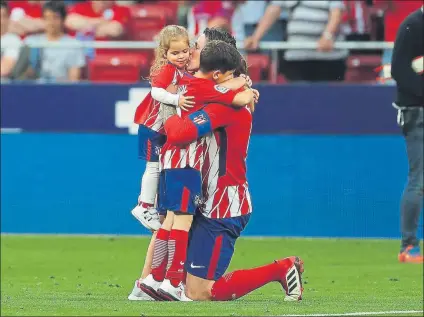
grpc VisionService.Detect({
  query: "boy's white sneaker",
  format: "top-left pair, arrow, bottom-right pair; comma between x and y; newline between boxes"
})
157,279 -> 192,302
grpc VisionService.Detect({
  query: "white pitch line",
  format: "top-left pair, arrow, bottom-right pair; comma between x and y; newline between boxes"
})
278,310 -> 423,317
1,128 -> 22,134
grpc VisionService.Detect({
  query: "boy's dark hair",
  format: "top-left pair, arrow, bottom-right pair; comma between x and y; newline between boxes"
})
43,0 -> 67,20
203,27 -> 237,49
200,40 -> 242,75
1,0 -> 8,12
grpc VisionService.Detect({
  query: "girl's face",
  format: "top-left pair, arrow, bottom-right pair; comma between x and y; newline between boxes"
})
166,39 -> 190,70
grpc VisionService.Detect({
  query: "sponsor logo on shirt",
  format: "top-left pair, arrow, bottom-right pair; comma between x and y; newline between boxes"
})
214,85 -> 229,94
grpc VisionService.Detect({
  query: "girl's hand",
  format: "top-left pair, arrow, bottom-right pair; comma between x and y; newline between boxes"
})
178,94 -> 195,111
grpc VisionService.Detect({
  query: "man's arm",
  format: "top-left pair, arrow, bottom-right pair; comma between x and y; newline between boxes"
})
317,2 -> 344,52
95,21 -> 125,38
244,3 -> 282,50
65,14 -> 103,32
1,55 -> 18,78
391,18 -> 423,99
8,17 -> 45,36
165,104 -> 245,145
0,37 -> 22,78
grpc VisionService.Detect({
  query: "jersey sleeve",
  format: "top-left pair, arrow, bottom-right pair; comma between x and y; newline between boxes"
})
165,103 -> 247,145
150,64 -> 177,89
68,2 -> 86,15
112,6 -> 131,28
198,83 -> 237,105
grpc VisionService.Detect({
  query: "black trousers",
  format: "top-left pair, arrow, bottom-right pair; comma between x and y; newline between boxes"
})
398,107 -> 424,248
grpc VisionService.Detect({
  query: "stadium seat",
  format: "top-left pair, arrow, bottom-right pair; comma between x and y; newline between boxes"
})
246,54 -> 270,83
129,3 -> 177,23
88,53 -> 149,83
127,14 -> 167,41
127,4 -> 170,41
345,54 -> 382,83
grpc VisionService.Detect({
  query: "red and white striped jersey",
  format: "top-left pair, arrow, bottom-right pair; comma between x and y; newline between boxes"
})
134,64 -> 183,133
160,75 -> 237,172
342,0 -> 371,35
164,102 -> 253,219
200,127 -> 252,219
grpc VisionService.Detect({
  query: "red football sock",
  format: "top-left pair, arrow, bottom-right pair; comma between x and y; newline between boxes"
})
140,201 -> 154,208
165,229 -> 189,287
211,262 -> 281,301
150,228 -> 170,282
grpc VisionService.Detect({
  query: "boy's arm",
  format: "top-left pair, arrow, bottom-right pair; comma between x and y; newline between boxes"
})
202,84 -> 254,107
232,89 -> 255,107
218,77 -> 246,91
165,103 -> 241,145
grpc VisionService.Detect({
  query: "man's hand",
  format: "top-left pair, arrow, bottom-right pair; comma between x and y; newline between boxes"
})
244,36 -> 259,51
240,74 -> 253,88
317,35 -> 334,52
252,89 -> 260,103
178,94 -> 195,111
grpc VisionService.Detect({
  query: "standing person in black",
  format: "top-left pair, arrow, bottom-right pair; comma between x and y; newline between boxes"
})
391,6 -> 423,263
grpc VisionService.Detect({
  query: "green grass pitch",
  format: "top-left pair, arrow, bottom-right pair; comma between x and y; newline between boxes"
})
1,235 -> 423,316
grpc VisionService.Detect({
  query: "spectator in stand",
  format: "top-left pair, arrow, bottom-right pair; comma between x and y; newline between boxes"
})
1,0 -> 22,79
187,1 -> 237,37
65,1 -> 130,41
376,0 -> 422,85
245,1 -> 348,82
342,0 -> 373,55
7,0 -> 45,38
241,0 -> 287,50
25,1 -> 85,82
187,1 -> 246,53
342,0 -> 371,41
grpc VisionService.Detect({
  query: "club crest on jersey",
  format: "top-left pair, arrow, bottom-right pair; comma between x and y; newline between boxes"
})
193,195 -> 205,208
154,146 -> 161,156
214,85 -> 229,94
193,113 -> 208,125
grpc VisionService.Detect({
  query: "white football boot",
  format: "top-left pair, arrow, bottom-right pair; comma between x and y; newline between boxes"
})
138,274 -> 164,301
131,203 -> 161,231
157,279 -> 193,302
128,280 -> 154,301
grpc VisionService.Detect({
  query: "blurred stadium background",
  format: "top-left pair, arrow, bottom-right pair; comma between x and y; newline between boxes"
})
1,1 -> 423,316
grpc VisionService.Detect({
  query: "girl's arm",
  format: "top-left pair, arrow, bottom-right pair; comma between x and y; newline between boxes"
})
151,87 -> 180,106
151,87 -> 194,110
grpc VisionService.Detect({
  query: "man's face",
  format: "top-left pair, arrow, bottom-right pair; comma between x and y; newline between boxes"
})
187,34 -> 207,72
0,7 -> 8,35
43,9 -> 63,36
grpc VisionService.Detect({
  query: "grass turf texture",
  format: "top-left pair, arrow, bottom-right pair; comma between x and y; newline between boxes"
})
1,236 -> 423,316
